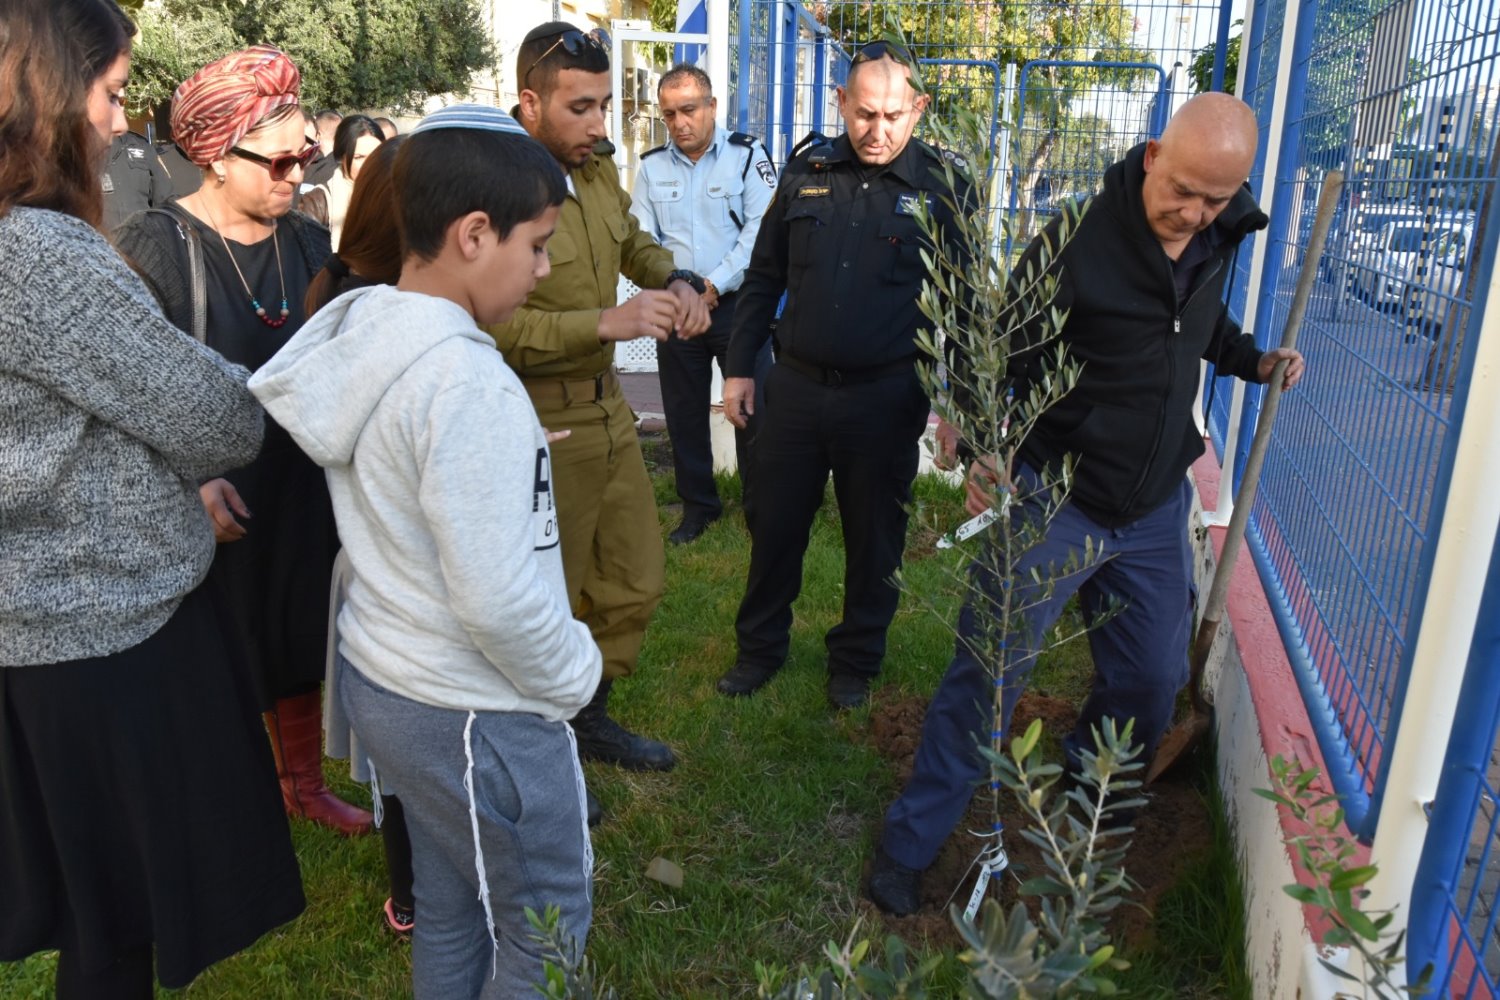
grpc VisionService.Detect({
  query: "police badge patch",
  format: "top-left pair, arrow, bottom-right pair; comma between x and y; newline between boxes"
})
756,159 -> 775,187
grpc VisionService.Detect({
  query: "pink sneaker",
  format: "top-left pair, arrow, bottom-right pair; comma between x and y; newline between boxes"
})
383,898 -> 414,939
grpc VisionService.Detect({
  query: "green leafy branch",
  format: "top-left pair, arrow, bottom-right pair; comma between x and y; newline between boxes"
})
1255,756 -> 1433,998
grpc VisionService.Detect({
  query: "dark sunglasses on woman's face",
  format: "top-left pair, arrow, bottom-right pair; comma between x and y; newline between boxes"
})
227,142 -> 320,182
523,27 -> 613,87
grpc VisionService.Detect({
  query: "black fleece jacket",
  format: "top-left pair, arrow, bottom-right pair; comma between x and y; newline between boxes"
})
1008,143 -> 1268,527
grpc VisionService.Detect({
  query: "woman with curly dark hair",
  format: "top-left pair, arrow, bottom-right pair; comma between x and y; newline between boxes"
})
0,1 -> 305,994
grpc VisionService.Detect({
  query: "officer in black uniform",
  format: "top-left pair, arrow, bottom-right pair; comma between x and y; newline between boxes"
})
154,138 -> 202,200
718,40 -> 972,709
101,131 -> 172,232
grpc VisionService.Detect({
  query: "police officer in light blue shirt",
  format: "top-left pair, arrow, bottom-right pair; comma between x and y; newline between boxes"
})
631,64 -> 776,545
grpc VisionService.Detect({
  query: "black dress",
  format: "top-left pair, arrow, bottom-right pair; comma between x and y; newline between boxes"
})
0,587 -> 306,987
117,207 -> 338,709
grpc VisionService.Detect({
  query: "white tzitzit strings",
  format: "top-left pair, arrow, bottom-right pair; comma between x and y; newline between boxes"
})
563,722 -> 595,882
461,711 -> 501,979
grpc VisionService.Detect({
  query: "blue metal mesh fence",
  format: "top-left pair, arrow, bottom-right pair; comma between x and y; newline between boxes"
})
1219,0 -> 1498,846
729,0 -> 1227,245
1411,523 -> 1500,996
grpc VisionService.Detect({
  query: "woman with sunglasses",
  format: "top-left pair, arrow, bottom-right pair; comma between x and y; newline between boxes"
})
1,2 -> 305,994
115,46 -> 373,837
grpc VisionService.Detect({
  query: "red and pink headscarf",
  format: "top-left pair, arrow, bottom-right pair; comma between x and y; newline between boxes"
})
170,45 -> 301,167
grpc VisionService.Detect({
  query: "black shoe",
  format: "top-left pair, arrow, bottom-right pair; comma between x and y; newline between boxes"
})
572,680 -> 677,771
866,849 -> 921,916
716,660 -> 779,697
669,510 -> 721,545
586,788 -> 604,828
827,672 -> 871,710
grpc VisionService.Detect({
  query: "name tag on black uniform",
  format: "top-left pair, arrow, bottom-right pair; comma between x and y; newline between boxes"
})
894,193 -> 933,216
797,186 -> 831,198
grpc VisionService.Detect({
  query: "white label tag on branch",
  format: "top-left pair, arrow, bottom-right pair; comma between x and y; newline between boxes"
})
962,846 -> 1009,922
936,494 -> 1011,550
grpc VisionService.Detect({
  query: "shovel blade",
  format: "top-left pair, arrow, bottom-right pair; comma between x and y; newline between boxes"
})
1146,710 -> 1213,784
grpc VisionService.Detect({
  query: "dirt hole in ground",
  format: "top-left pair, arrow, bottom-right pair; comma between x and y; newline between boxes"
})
862,690 -> 1214,952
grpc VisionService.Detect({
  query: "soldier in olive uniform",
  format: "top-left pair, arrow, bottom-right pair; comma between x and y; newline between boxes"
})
485,22 -> 712,782
101,130 -> 171,232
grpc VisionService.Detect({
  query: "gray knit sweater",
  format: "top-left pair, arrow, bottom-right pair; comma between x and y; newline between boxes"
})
0,207 -> 264,666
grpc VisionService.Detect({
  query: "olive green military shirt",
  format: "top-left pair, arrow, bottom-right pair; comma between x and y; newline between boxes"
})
485,148 -> 678,380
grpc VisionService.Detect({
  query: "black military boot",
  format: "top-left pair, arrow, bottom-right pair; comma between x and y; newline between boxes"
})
571,680 -> 677,771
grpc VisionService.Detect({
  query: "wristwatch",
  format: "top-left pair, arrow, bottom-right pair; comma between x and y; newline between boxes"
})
665,269 -> 707,295
703,277 -> 719,298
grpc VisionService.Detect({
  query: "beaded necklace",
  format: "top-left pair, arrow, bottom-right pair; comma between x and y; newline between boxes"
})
202,199 -> 290,328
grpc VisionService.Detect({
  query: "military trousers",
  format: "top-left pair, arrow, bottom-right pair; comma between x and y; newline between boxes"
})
879,468 -> 1195,871
734,362 -> 931,678
525,377 -> 664,682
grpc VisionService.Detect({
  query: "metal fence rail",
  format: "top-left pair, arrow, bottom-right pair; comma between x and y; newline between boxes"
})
1207,0 -> 1498,845
1410,502 -> 1500,996
728,0 -> 1221,224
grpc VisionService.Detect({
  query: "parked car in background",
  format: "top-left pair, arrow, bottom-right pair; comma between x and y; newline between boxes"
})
1349,219 -> 1472,309
1406,227 -> 1474,338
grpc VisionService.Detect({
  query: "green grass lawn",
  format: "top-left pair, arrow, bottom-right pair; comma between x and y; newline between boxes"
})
2,467 -> 1249,998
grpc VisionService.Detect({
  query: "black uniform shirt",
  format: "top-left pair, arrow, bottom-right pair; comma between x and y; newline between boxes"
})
156,142 -> 203,201
726,132 -> 971,376
101,132 -> 171,232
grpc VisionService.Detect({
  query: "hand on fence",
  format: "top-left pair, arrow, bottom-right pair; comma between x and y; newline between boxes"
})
599,291 -> 677,343
200,477 -> 250,543
1260,348 -> 1306,390
722,377 -> 755,429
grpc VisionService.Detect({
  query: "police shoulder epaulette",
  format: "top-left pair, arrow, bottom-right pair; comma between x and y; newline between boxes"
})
789,130 -> 829,162
640,143 -> 669,159
592,137 -> 617,158
919,140 -> 969,174
728,131 -> 757,149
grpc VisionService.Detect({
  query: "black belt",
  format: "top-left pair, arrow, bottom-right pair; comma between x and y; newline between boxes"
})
776,353 -> 918,387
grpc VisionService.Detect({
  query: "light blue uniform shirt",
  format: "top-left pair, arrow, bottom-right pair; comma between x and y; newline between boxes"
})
630,126 -> 777,295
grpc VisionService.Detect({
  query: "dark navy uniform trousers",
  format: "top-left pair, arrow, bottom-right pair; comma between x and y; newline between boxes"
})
658,293 -> 773,526
880,467 -> 1195,871
735,363 -> 932,678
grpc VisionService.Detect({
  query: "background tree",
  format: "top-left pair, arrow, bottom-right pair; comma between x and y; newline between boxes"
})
126,0 -> 495,121
819,1 -> 1155,244
1188,22 -> 1239,94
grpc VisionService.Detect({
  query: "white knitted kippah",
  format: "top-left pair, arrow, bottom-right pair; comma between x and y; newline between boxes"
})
411,104 -> 528,136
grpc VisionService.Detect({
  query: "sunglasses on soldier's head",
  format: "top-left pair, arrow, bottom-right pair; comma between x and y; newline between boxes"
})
851,40 -> 916,67
523,27 -> 613,88
227,142 -> 319,182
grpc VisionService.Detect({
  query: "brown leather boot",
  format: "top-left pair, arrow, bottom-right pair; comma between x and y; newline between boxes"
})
264,690 -> 373,837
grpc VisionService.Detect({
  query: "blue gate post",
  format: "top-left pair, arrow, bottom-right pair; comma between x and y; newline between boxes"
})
1232,0 -> 1319,492
1204,0 -> 1270,462
736,0 -> 753,133
1210,0 -> 1237,93
812,32 -> 827,135
1406,529 -> 1500,991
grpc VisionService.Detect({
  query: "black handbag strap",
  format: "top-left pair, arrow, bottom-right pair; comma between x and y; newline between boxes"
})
141,203 -> 207,343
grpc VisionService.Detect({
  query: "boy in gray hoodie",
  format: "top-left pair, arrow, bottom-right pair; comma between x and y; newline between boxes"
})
248,106 -> 600,999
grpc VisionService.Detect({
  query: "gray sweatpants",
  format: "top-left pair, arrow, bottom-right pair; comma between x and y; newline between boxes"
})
338,656 -> 592,999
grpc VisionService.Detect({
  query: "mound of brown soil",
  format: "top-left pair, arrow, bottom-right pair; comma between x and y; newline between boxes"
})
861,690 -> 1214,952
